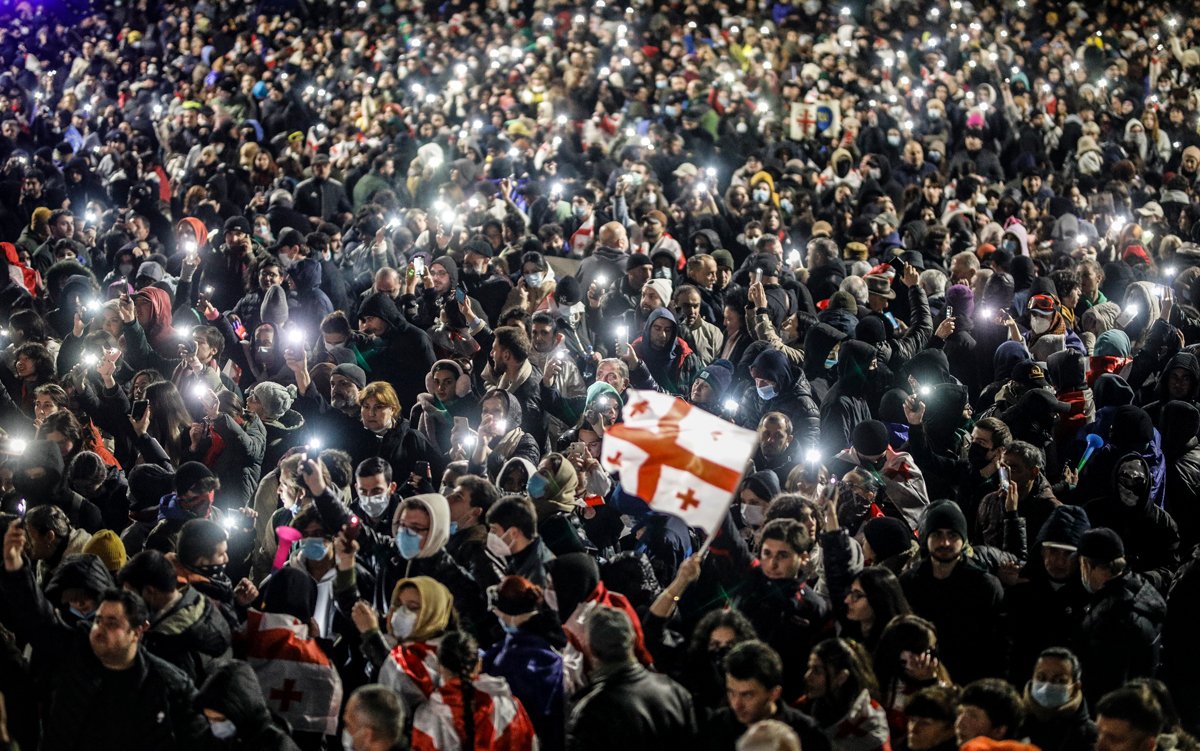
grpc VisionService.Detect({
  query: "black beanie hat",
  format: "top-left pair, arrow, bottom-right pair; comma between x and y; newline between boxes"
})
175,461 -> 216,495
852,420 -> 891,457
921,499 -> 968,540
862,517 -> 914,561
1109,405 -> 1154,449
855,316 -> 887,344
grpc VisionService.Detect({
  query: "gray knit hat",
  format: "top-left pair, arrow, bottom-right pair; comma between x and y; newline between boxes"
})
260,284 -> 289,326
251,381 -> 298,420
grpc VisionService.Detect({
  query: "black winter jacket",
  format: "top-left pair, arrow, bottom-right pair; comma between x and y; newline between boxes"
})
566,662 -> 697,751
1074,572 -> 1166,708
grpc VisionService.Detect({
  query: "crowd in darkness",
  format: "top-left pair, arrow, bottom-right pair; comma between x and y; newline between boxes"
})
0,0 -> 1198,749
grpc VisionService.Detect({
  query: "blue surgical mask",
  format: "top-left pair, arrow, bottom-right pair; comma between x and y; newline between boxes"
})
756,384 -> 777,400
527,472 -> 549,499
396,528 -> 423,559
753,188 -> 769,203
887,134 -> 901,147
523,272 -> 543,287
299,537 -> 329,561
780,199 -> 793,214
500,619 -> 521,634
572,205 -> 587,220
1031,681 -> 1072,709
69,606 -> 95,621
209,719 -> 238,740
449,521 -> 459,536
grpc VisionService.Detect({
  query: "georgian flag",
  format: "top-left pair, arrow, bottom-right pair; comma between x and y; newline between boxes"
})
239,610 -> 343,736
601,390 -> 757,533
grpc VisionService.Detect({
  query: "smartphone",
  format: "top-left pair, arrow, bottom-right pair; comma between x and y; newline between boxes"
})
178,340 -> 197,357
884,311 -> 899,328
945,304 -> 954,318
998,466 -> 1010,488
413,257 -> 426,275
455,288 -> 466,304
753,267 -> 764,285
454,416 -> 469,431
131,399 -> 149,420
415,461 -> 431,477
343,515 -> 361,541
229,315 -> 248,341
569,441 -> 588,457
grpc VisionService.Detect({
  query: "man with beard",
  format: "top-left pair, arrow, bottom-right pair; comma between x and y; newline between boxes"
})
750,413 -> 801,488
900,500 -> 1004,684
200,216 -> 265,314
459,239 -> 510,325
673,285 -> 723,366
627,307 -> 701,396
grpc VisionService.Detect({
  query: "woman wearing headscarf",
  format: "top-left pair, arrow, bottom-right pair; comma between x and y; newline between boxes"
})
352,576 -> 458,714
460,388 -> 541,483
1087,329 -> 1132,387
527,453 -> 593,556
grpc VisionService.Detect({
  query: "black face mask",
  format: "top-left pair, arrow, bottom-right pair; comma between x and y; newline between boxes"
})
709,644 -> 731,669
967,443 -> 992,470
190,563 -> 228,582
14,472 -> 57,500
835,160 -> 851,178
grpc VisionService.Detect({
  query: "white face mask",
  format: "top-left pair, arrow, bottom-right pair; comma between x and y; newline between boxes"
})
487,530 -> 512,558
741,502 -> 766,528
1031,315 -> 1053,334
390,608 -> 417,639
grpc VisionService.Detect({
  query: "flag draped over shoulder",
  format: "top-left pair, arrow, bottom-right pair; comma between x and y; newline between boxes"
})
238,609 -> 343,736
600,389 -> 757,533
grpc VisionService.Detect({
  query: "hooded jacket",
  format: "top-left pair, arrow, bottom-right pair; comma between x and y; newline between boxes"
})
1143,351 -> 1200,426
23,439 -> 104,534
1160,400 -> 1200,548
144,583 -> 233,683
285,258 -> 334,332
631,308 -> 702,396
135,286 -> 180,359
0,562 -> 210,749
194,661 -> 301,751
743,348 -> 820,449
819,340 -> 876,454
359,291 -> 437,408
1083,453 -> 1179,594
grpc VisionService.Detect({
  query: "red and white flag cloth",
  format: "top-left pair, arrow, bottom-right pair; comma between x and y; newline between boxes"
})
601,389 -> 757,532
380,641 -> 443,713
238,610 -> 343,736
411,674 -> 539,751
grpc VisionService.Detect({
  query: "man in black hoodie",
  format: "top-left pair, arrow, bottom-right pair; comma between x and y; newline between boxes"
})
18,438 -> 103,533
357,291 -> 436,409
196,661 -> 301,751
628,307 -> 701,396
742,348 -> 820,451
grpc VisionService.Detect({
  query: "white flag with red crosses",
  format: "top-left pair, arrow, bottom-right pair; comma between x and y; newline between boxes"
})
601,390 -> 757,533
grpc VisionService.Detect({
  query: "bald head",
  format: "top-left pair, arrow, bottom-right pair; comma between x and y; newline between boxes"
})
598,222 -> 628,251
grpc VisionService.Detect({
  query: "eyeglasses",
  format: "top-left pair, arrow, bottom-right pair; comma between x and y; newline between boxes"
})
846,590 -> 867,602
398,523 -> 429,535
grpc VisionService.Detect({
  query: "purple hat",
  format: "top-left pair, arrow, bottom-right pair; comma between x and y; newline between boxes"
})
945,284 -> 975,319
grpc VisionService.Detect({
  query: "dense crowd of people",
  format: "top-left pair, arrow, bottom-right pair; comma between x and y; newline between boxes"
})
0,0 -> 1199,749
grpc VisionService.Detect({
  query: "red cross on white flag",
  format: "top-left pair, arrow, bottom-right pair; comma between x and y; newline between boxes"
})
601,390 -> 758,533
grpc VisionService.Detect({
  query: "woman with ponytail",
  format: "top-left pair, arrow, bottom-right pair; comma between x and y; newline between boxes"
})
411,630 -> 538,751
